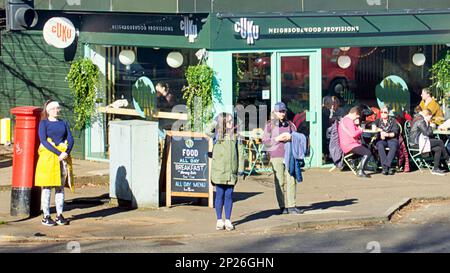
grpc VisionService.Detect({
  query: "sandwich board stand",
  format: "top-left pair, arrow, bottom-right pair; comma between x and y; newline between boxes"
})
161,131 -> 213,208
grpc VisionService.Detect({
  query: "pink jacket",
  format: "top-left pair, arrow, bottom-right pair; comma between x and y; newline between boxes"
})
338,116 -> 363,154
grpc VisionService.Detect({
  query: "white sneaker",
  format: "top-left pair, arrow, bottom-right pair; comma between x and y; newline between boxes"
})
216,219 -> 225,230
224,219 -> 235,231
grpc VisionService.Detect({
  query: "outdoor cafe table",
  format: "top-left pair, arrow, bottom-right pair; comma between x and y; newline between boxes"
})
433,129 -> 450,146
362,128 -> 381,146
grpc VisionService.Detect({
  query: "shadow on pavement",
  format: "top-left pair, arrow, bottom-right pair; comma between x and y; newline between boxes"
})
298,198 -> 359,212
234,198 -> 359,226
233,192 -> 263,203
69,206 -> 131,221
65,194 -> 134,222
233,209 -> 281,226
64,194 -> 111,212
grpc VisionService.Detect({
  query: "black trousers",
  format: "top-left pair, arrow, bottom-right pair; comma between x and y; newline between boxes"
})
430,138 -> 449,168
376,139 -> 399,168
350,145 -> 372,157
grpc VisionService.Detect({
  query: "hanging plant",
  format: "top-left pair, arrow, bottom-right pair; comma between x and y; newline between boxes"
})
234,55 -> 246,104
66,58 -> 100,131
430,49 -> 450,101
182,63 -> 214,132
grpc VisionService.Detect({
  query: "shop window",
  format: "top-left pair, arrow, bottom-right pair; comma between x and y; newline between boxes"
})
233,53 -> 271,131
107,46 -> 199,131
321,45 -> 450,112
321,44 -> 448,164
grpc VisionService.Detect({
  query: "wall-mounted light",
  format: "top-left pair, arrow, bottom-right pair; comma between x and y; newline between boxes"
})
119,49 -> 136,69
166,51 -> 184,68
412,53 -> 426,66
339,47 -> 351,52
337,55 -> 351,69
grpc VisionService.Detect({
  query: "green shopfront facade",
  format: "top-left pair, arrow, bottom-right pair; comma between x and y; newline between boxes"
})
206,11 -> 450,167
2,0 -> 450,167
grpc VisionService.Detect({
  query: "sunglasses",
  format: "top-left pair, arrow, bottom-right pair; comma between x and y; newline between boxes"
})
277,110 -> 286,113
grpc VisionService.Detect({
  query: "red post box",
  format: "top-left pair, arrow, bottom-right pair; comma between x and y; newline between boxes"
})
10,106 -> 42,217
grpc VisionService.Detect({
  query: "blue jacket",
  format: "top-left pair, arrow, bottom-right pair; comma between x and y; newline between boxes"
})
284,132 -> 306,182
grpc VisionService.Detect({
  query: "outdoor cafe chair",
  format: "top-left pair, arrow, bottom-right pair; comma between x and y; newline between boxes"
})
242,128 -> 271,176
403,120 -> 433,173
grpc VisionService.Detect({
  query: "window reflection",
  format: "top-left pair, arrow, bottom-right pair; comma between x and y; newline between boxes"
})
233,53 -> 272,131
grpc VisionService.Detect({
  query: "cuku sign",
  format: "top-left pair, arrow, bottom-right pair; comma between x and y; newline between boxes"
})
180,16 -> 198,43
234,18 -> 260,45
43,17 -> 76,49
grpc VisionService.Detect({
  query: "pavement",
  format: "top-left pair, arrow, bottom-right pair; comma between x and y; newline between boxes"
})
2,144 -> 450,243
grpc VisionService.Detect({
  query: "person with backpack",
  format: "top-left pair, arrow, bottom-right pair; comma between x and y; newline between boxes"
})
206,112 -> 244,231
262,102 -> 302,215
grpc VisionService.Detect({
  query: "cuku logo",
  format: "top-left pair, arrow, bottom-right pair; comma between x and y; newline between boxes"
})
43,17 -> 76,49
234,18 -> 260,45
180,17 -> 198,43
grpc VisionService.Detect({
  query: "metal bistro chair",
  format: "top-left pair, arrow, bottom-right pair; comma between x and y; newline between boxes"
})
404,120 -> 433,173
329,152 -> 360,175
244,128 -> 271,176
343,152 -> 359,175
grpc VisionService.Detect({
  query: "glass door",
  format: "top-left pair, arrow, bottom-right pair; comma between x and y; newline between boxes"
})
275,51 -> 322,167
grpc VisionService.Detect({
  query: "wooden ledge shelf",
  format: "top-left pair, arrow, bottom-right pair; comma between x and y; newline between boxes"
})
97,106 -> 188,120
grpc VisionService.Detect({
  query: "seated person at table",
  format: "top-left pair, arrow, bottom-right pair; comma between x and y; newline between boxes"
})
374,105 -> 400,175
419,88 -> 444,125
338,106 -> 374,178
356,104 -> 375,128
410,109 -> 450,175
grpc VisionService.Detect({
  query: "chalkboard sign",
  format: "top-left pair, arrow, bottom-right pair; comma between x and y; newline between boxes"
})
163,131 -> 212,207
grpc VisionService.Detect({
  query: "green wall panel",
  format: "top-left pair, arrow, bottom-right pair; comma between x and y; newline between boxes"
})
304,0 -> 387,12
35,0 -> 110,10
111,0 -> 178,12
0,31 -> 85,158
212,0 -> 301,13
367,16 -> 429,32
389,0 -> 450,10
30,0 -> 450,13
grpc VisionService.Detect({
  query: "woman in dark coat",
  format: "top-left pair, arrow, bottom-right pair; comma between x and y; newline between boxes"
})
374,105 -> 400,175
